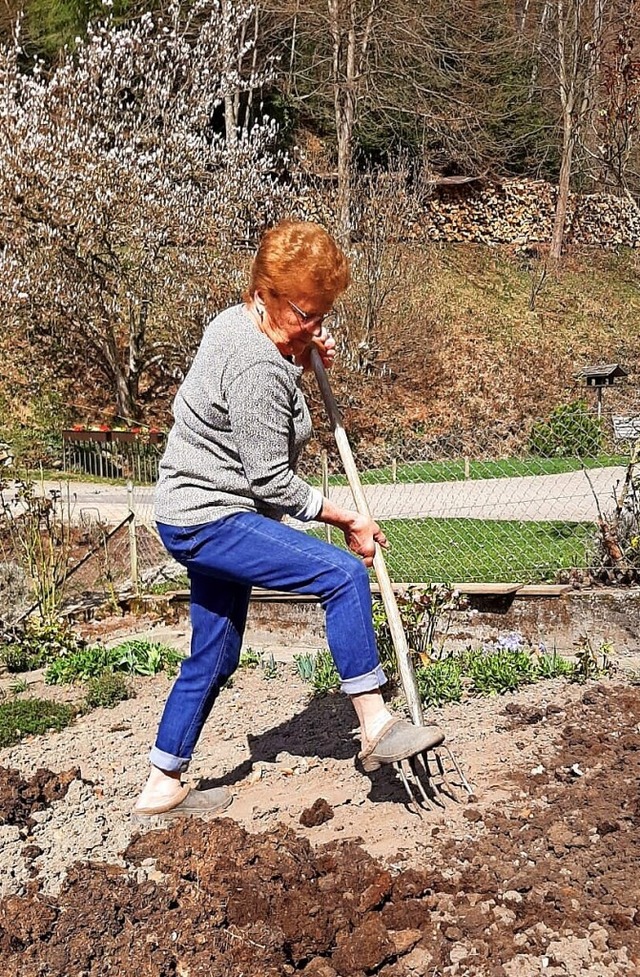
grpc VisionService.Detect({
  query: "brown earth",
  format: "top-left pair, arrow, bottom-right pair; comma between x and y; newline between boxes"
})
1,677 -> 639,976
0,766 -> 81,829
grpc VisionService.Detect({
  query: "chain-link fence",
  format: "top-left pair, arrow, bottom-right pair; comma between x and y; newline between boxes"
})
3,397 -> 638,621
305,399 -> 640,585
127,398 -> 640,588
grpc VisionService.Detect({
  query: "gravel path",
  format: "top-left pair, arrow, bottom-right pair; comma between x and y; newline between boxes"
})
14,466 -> 626,527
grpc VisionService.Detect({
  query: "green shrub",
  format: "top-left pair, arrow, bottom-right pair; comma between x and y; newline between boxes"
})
45,645 -> 115,684
372,587 -> 466,679
0,619 -> 83,673
527,400 -> 604,458
0,698 -> 76,747
45,639 -> 184,685
465,648 -> 536,695
85,672 -> 134,709
108,639 -> 184,677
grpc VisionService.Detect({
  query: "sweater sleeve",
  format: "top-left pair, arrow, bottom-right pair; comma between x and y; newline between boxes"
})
225,361 -> 323,521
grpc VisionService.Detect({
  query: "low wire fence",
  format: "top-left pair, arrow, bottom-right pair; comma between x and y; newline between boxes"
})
128,399 -> 640,587
2,398 -> 639,621
62,430 -> 164,483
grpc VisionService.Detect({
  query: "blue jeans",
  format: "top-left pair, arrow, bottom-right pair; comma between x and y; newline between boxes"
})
150,513 -> 386,772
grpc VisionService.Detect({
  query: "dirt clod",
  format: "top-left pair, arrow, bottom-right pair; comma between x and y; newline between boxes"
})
300,797 -> 335,827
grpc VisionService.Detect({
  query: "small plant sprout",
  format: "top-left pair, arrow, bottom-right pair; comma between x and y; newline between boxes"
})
261,652 -> 279,680
293,652 -> 316,683
573,634 -> 616,683
294,650 -> 340,694
239,647 -> 261,669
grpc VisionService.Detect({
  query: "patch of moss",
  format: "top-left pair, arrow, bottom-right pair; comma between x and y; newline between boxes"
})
0,698 -> 77,748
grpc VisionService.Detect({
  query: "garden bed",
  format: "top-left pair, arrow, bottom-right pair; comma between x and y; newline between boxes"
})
0,617 -> 639,975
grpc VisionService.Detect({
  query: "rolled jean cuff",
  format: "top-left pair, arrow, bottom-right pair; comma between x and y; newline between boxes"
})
340,664 -> 387,695
149,745 -> 191,773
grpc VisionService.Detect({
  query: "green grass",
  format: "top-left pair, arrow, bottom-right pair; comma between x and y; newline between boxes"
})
312,517 -> 595,583
145,576 -> 190,595
307,454 -> 627,487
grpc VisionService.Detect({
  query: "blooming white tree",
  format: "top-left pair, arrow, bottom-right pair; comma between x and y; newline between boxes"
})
0,0 -> 290,420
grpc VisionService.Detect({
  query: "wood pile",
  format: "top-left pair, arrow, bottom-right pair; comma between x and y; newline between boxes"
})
422,179 -> 640,247
295,176 -> 640,248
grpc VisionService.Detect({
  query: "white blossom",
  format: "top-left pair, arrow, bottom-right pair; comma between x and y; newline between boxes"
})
0,0 -> 294,418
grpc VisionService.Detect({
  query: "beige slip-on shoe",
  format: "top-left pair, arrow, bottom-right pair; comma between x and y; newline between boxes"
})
359,716 -> 446,773
132,784 -> 232,822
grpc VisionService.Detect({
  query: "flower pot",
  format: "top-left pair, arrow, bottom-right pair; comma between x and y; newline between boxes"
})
63,429 -> 112,443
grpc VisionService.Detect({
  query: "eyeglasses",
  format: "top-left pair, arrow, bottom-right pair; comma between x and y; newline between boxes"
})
287,299 -> 336,329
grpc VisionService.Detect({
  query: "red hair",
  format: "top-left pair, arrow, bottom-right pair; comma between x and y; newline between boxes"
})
246,220 -> 350,305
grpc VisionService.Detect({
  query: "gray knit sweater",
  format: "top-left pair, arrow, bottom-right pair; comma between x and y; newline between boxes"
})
154,304 -> 324,527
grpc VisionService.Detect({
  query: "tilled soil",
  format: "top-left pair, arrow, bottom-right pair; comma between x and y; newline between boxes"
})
0,767 -> 81,828
1,674 -> 639,976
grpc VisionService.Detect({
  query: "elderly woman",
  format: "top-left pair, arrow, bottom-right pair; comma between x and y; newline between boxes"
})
134,220 -> 444,819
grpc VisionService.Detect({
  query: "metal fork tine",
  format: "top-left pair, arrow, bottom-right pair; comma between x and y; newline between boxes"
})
408,755 -> 432,804
438,746 -> 474,795
391,746 -> 472,814
393,759 -> 423,817
411,753 -> 445,810
400,757 -> 439,815
429,748 -> 459,802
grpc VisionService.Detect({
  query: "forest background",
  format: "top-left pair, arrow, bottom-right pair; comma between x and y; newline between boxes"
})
2,0 -> 640,468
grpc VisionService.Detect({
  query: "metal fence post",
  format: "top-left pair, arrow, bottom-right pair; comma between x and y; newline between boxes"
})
127,479 -> 139,595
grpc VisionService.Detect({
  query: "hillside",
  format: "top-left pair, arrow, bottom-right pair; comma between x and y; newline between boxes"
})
303,244 -> 640,465
2,244 -> 640,469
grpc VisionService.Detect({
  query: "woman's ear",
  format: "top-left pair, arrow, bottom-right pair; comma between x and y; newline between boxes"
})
253,291 -> 265,320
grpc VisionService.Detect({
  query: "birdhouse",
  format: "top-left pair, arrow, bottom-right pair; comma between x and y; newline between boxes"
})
581,363 -> 628,388
581,363 -> 628,420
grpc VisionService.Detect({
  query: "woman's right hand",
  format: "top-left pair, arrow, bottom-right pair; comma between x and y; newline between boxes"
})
342,513 -> 388,567
316,499 -> 388,567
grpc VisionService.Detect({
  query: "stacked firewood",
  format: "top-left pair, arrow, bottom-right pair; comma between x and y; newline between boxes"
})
422,179 -> 640,247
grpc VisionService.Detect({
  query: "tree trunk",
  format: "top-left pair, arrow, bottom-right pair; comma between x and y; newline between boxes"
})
114,369 -> 137,422
221,0 -> 239,146
328,0 -> 377,241
550,125 -> 574,259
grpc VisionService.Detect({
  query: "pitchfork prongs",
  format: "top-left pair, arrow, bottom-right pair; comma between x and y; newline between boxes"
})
392,745 -> 473,816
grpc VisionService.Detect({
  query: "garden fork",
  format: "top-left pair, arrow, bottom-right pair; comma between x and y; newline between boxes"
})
311,349 -> 473,815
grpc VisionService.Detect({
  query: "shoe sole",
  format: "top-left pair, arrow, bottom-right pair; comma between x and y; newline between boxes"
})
131,792 -> 233,825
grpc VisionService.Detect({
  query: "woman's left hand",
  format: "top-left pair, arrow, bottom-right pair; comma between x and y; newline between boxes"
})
295,327 -> 336,371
